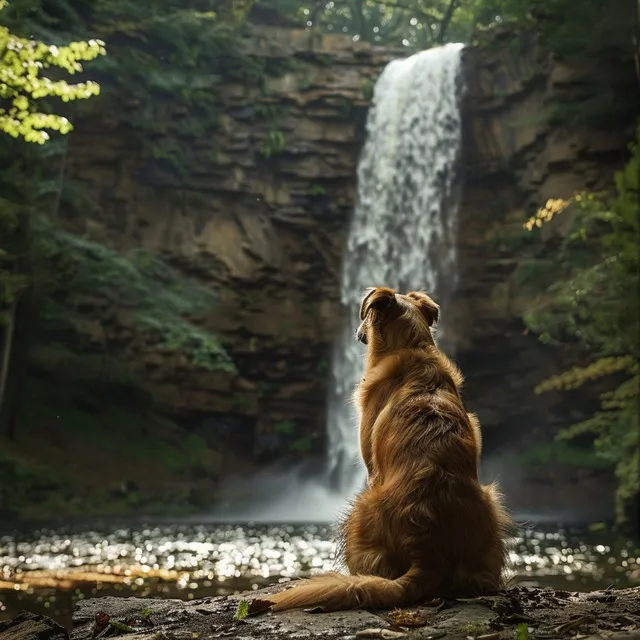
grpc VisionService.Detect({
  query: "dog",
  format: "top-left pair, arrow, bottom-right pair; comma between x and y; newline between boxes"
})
264,287 -> 512,612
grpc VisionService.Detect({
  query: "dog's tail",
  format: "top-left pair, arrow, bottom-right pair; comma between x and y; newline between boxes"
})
265,566 -> 426,612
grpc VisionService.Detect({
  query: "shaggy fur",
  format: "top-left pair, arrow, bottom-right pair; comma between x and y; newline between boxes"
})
265,287 -> 513,612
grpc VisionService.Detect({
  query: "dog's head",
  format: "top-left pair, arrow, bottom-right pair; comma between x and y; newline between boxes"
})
356,287 -> 439,349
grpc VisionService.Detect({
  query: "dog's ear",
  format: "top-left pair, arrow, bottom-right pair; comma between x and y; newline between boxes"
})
360,287 -> 397,320
408,291 -> 440,327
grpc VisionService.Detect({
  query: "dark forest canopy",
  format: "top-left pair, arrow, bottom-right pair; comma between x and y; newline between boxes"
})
1,0 -> 638,51
257,0 -> 638,53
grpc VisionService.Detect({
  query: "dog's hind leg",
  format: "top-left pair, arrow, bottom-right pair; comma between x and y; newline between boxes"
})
341,494 -> 401,579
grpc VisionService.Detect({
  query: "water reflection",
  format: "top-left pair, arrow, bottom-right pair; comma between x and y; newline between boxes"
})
1,522 -> 638,627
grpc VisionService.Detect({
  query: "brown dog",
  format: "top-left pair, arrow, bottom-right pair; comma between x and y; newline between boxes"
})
265,287 -> 512,612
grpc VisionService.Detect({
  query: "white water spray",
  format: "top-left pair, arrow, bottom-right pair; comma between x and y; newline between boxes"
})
213,44 -> 465,523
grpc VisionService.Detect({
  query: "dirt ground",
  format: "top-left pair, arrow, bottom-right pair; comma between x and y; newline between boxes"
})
2,585 -> 640,640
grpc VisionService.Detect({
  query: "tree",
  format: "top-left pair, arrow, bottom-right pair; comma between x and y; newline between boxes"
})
521,126 -> 640,524
258,0 -> 637,58
0,0 -> 104,432
259,0 -> 470,47
0,0 -> 105,144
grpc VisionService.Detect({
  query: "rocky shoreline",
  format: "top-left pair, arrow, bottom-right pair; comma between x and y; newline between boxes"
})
3,583 -> 640,640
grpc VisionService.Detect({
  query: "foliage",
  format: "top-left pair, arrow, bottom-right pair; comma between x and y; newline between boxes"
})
0,0 -> 274,178
508,440 -> 612,470
308,184 -> 327,197
235,600 -> 249,621
289,436 -> 313,453
259,0 -> 627,47
521,125 -> 640,523
33,217 -> 236,373
0,373 -> 226,517
259,0 -> 469,47
259,129 -> 286,158
0,0 -> 104,144
0,451 -> 74,517
273,420 -> 294,435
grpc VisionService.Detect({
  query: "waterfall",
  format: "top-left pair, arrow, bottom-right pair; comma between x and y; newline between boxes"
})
211,43 -> 465,523
325,43 -> 466,503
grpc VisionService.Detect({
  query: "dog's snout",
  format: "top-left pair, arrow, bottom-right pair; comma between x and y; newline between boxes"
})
356,327 -> 368,345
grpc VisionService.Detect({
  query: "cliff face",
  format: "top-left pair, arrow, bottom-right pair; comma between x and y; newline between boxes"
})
56,24 -> 636,516
62,26 -> 391,466
452,29 -> 637,520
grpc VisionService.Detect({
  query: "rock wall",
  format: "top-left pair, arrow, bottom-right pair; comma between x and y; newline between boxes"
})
59,22 -> 637,516
62,25 -> 393,466
451,29 -> 638,520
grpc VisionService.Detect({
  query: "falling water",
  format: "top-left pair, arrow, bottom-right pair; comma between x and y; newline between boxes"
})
213,44 -> 465,523
325,43 -> 466,503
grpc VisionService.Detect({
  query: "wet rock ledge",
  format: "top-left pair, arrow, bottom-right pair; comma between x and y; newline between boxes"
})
3,585 -> 640,640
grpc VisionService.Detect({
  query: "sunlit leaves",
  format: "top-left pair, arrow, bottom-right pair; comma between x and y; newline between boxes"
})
523,198 -> 572,230
535,357 -> 637,393
0,0 -> 105,143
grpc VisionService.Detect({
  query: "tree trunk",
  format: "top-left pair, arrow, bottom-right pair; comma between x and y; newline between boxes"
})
50,135 -> 69,220
0,301 -> 16,424
0,296 -> 33,441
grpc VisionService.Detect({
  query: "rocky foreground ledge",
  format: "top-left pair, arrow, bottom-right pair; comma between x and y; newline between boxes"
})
2,584 -> 640,640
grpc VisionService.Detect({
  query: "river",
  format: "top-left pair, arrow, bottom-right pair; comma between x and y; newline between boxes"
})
1,519 -> 638,628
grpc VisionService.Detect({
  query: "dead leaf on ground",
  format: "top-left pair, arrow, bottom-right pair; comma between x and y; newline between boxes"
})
92,611 -> 110,639
387,609 -> 431,627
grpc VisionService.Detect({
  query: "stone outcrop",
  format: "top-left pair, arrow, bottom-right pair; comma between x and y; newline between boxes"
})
8,585 -> 638,640
0,612 -> 68,640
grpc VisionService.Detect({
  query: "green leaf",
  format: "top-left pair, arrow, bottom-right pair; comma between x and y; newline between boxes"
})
235,600 -> 249,621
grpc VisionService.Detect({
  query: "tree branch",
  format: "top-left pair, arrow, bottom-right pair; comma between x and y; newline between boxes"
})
436,0 -> 460,44
376,0 -> 439,23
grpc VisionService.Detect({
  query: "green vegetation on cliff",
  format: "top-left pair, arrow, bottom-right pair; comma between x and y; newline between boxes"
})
0,0 -> 257,518
36,218 -> 236,374
521,127 -> 640,524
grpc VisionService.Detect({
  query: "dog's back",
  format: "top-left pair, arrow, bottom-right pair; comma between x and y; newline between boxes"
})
348,341 -> 511,597
264,288 -> 512,612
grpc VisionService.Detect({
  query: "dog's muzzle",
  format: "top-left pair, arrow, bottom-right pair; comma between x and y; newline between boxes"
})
356,324 -> 368,345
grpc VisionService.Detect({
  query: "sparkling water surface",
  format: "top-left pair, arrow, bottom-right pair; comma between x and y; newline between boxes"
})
1,521 -> 638,627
